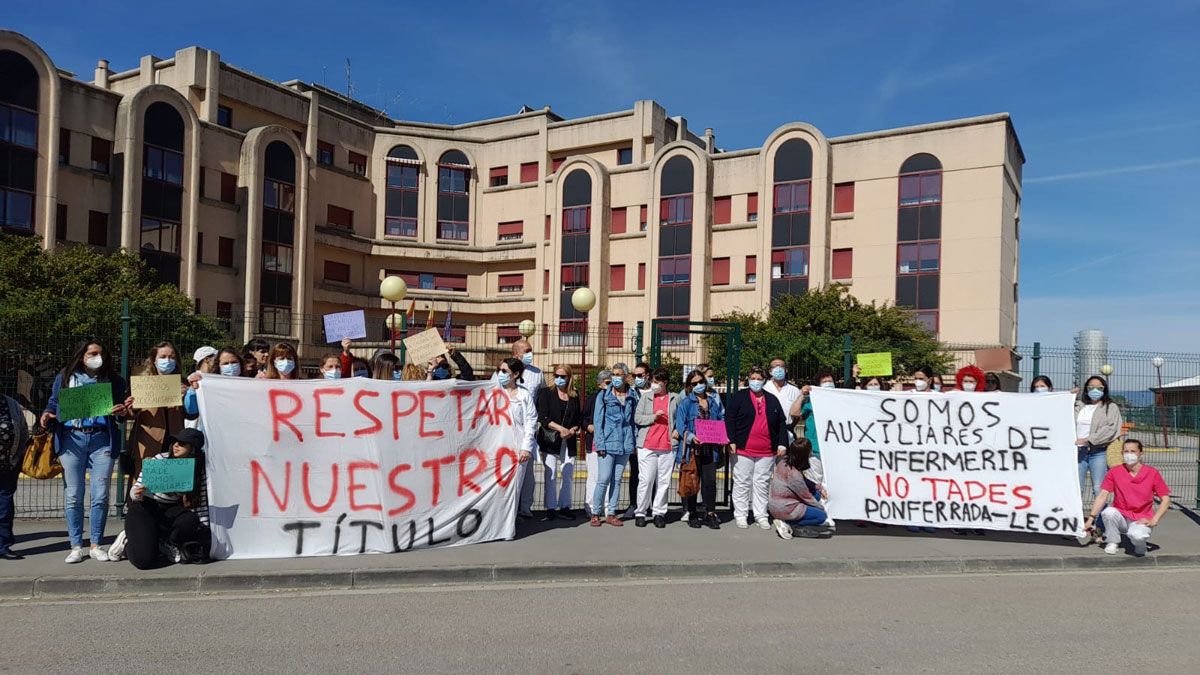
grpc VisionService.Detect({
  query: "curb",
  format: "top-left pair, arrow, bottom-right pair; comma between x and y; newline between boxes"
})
2,554 -> 1196,600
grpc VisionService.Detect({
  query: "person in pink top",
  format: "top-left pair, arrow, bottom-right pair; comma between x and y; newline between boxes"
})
725,366 -> 788,530
1085,439 -> 1171,557
633,368 -> 680,528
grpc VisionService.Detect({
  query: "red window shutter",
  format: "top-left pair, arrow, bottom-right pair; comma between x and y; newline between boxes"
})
834,183 -> 855,214
747,192 -> 759,218
713,196 -> 732,225
610,264 -> 626,292
327,205 -> 353,228
438,275 -> 468,292
323,260 -> 350,283
498,325 -> 519,339
497,220 -> 523,238
637,263 -> 646,290
544,215 -> 551,239
746,255 -> 757,277
611,207 -> 627,234
660,199 -> 670,220
713,257 -> 730,286
607,322 -> 624,349
543,269 -> 550,293
498,273 -> 523,290
832,248 -> 853,279
489,166 -> 507,179
541,323 -> 548,349
520,162 -> 538,183
551,157 -> 565,173
639,205 -> 648,226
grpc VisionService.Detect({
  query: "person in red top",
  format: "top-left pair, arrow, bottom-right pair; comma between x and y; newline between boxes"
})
633,368 -> 679,528
1085,439 -> 1171,557
725,366 -> 788,530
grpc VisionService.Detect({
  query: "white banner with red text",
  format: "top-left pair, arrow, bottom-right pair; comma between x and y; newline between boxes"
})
197,375 -> 524,559
809,388 -> 1084,536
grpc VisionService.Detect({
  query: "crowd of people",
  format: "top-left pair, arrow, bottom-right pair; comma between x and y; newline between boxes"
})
0,337 -> 1172,566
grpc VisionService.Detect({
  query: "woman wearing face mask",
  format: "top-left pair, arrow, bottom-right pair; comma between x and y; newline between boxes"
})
1030,376 -> 1054,393
496,358 -> 537,512
931,374 -> 946,392
130,341 -> 188,482
726,366 -> 788,530
241,353 -> 259,379
581,370 -> 611,518
591,367 -> 637,527
985,372 -> 1003,392
791,372 -> 835,491
351,357 -> 371,379
674,369 -> 725,529
1075,375 -> 1124,500
427,346 -> 474,382
955,365 -> 985,393
243,338 -> 270,372
41,339 -> 133,563
263,343 -> 301,380
910,366 -> 935,392
318,353 -> 343,380
633,368 -> 679,528
372,353 -> 402,381
861,376 -> 888,391
183,347 -> 234,430
536,365 -> 581,520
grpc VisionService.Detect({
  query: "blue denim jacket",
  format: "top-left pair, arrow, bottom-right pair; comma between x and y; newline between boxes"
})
674,392 -> 725,464
592,388 -> 637,455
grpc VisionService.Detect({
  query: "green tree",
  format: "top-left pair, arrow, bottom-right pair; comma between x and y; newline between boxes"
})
705,285 -> 952,384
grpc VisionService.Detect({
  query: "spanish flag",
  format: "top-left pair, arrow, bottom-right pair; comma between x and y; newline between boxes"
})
425,304 -> 435,330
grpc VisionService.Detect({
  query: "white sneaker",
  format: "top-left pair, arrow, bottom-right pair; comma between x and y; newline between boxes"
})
735,517 -> 749,529
756,518 -> 772,531
89,546 -> 110,562
680,510 -> 690,523
823,518 -> 837,532
107,531 -> 127,561
774,519 -> 793,540
65,547 -> 87,564
1104,542 -> 1120,555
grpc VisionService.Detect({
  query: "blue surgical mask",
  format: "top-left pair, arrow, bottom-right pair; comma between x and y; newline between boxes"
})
1034,386 -> 1049,394
323,369 -> 341,380
274,358 -> 295,375
554,376 -> 568,388
612,378 -> 626,390
220,363 -> 241,377
391,370 -> 403,381
521,352 -> 534,366
1087,388 -> 1103,401
932,384 -> 942,392
634,377 -> 646,388
748,380 -> 764,393
692,383 -> 706,395
771,367 -> 786,381
432,365 -> 450,380
156,358 -> 177,374
821,382 -> 836,389
498,372 -> 511,387
707,376 -> 716,386
353,369 -> 369,378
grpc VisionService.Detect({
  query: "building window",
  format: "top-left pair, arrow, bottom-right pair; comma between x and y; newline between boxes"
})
897,242 -> 940,275
55,204 -> 67,241
323,260 -> 351,283
218,236 -> 234,267
326,204 -> 353,229
497,220 -> 523,242
144,145 -> 184,186
58,128 -> 70,165
713,257 -> 730,286
543,269 -> 550,294
611,207 -> 627,235
771,247 -> 808,280
390,271 -> 468,292
747,192 -> 758,222
551,157 -> 565,173
544,215 -> 551,240
713,196 -> 731,225
348,151 -> 367,176
217,105 -> 233,128
0,189 -> 34,232
90,137 -> 111,173
896,153 -> 943,334
317,141 -> 334,167
834,182 -> 855,214
437,150 -> 471,241
657,155 -> 693,320
746,255 -> 757,284
216,301 -> 233,330
197,232 -> 204,264
520,162 -> 538,183
558,320 -> 585,347
610,264 -> 626,292
87,210 -> 109,247
899,170 -> 942,206
260,306 -> 292,336
638,263 -> 646,290
220,172 -> 237,203
262,242 -> 293,274
498,273 -> 524,293
608,321 -> 625,348
617,147 -> 633,165
497,325 -> 520,345
832,248 -> 853,280
639,205 -> 648,231
0,51 -> 38,233
561,263 -> 588,292
770,139 -> 812,302
773,181 -> 810,214
260,141 -> 296,335
386,145 -> 420,238
488,166 -> 508,187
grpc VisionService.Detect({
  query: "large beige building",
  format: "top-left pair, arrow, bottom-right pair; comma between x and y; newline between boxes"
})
1,30 -> 1022,364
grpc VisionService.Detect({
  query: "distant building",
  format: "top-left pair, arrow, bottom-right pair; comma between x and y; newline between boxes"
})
1153,376 -> 1200,407
1074,329 -> 1109,388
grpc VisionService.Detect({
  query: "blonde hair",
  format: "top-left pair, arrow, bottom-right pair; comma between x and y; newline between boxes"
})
403,363 -> 426,381
551,363 -> 578,398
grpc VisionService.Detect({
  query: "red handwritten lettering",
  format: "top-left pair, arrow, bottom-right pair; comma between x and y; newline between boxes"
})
1012,485 -> 1033,510
391,390 -> 419,440
313,388 -> 346,438
301,462 -> 338,513
422,454 -> 456,506
353,390 -> 382,437
458,448 -> 487,496
386,463 -> 416,516
494,446 -> 518,488
450,389 -> 473,433
347,461 -> 382,512
269,390 -> 304,442
251,460 -> 291,515
418,390 -> 446,439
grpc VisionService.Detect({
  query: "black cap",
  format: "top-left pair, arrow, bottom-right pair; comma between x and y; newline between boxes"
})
167,427 -> 206,452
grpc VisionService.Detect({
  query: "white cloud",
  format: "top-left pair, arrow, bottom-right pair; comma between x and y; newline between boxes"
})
1025,158 -> 1200,184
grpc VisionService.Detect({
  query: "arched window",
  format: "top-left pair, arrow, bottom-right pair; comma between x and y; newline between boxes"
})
770,139 -> 812,302
559,169 -> 592,345
658,155 -> 693,327
260,141 -> 296,335
0,50 -> 39,233
139,102 -> 185,285
437,150 -> 470,241
385,144 -> 420,237
896,153 -> 942,333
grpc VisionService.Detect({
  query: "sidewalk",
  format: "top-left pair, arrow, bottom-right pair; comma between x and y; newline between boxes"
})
3,510 -> 1199,599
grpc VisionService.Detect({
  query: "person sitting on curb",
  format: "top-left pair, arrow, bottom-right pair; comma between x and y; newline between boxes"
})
768,438 -> 834,540
1085,439 -> 1171,557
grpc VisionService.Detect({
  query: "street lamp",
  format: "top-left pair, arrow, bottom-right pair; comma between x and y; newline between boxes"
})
380,276 -> 408,359
517,319 -> 536,340
1152,356 -> 1169,448
571,287 -> 596,400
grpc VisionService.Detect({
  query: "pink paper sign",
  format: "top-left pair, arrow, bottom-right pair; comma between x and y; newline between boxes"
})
695,419 -> 730,445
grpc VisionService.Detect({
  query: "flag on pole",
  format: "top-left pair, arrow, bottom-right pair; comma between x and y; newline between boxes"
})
442,304 -> 453,341
425,304 -> 435,330
403,299 -> 416,336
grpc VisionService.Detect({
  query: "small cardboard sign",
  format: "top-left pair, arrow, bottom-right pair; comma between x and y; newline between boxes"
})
974,347 -> 1013,373
140,457 -> 195,493
130,375 -> 183,410
57,382 -> 113,421
857,352 -> 894,377
323,310 -> 368,343
695,419 -> 730,445
403,328 -> 449,366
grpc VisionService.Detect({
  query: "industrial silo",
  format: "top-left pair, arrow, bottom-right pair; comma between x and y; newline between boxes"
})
1074,329 -> 1109,388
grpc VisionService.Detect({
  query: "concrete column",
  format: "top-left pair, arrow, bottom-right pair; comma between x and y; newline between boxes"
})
40,74 -> 61,250
202,51 -> 220,123
182,122 -> 202,297
139,55 -> 157,87
94,59 -> 110,89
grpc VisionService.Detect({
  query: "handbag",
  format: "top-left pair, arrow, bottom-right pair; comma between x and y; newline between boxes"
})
537,425 -> 561,448
678,451 -> 700,499
21,429 -> 62,480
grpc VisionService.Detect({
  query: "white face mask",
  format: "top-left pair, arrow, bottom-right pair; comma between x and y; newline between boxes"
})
1034,386 -> 1049,393
1123,452 -> 1139,466
866,384 -> 881,392
649,383 -> 661,394
913,379 -> 929,391
962,382 -> 977,392
84,355 -> 104,371
820,382 -> 835,389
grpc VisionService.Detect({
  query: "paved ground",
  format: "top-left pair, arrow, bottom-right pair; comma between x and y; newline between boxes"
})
3,568 -> 1197,673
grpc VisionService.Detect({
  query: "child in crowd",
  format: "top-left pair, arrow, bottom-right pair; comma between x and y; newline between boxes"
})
768,438 -> 834,540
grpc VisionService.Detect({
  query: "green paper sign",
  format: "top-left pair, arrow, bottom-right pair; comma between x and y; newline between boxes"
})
857,352 -> 894,377
141,458 -> 195,494
58,382 -> 113,421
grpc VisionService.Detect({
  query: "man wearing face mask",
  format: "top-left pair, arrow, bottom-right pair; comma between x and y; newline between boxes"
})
764,359 -> 801,432
1086,440 -> 1170,556
495,340 -> 543,397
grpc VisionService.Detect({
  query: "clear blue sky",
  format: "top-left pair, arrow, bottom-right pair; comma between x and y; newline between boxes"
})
9,0 -> 1199,351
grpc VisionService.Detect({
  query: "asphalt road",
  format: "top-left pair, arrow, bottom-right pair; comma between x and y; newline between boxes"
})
3,569 -> 1198,673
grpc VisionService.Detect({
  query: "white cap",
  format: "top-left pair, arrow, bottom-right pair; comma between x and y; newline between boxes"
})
193,346 -> 218,363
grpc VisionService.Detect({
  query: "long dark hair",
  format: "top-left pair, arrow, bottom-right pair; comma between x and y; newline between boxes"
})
1083,375 -> 1113,407
60,338 -> 117,384
786,437 -> 813,472
1030,375 -> 1053,392
501,357 -> 525,384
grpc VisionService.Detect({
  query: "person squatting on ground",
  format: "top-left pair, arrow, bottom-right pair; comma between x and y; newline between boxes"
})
769,438 -> 834,540
1085,439 -> 1170,557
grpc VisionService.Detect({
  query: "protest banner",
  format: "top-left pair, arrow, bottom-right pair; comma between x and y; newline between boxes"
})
403,328 -> 449,366
856,352 -> 893,377
809,388 -> 1084,536
130,375 -> 183,410
695,419 -> 729,445
323,310 -> 367,343
58,382 -> 113,421
197,376 -> 522,559
141,457 -> 195,493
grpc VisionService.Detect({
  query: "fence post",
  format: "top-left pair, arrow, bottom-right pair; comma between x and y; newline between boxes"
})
842,334 -> 853,385
116,298 -> 131,517
1031,341 -> 1041,379
634,321 -> 644,362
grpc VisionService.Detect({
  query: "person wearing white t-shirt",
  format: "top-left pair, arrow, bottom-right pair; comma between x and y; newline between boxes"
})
493,340 -> 543,518
764,359 -> 802,433
496,358 -> 537,523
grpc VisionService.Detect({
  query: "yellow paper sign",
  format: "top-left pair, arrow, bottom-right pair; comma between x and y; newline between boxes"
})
403,328 -> 449,366
130,375 -> 183,410
857,352 -> 893,377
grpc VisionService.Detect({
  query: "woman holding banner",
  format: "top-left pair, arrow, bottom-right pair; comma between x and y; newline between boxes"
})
726,367 -> 788,530
40,339 -> 132,563
130,342 -> 188,480
497,358 -> 538,512
372,352 -> 402,381
675,369 -> 725,529
1075,375 -> 1124,498
263,343 -> 302,380
536,364 -> 581,520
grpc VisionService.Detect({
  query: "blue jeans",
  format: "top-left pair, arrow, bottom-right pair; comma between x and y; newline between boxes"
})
1077,447 -> 1108,497
788,506 -> 828,528
59,429 -> 115,547
593,452 -> 630,517
0,469 -> 18,553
